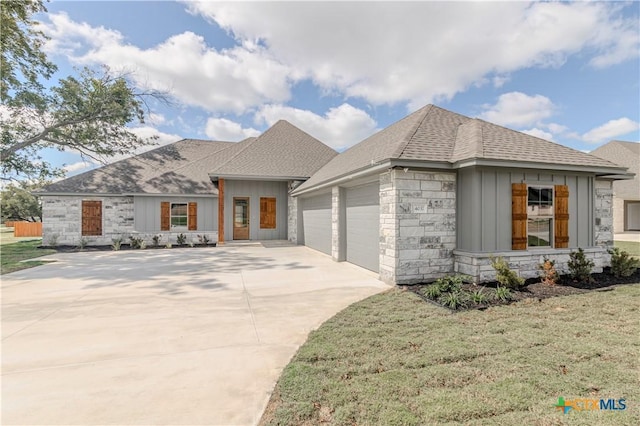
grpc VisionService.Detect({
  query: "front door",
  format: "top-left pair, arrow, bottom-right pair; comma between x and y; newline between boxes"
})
233,197 -> 250,240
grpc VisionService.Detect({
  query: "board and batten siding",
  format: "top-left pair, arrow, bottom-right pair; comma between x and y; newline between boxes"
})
223,180 -> 289,240
457,167 -> 594,252
134,196 -> 217,232
300,191 -> 332,255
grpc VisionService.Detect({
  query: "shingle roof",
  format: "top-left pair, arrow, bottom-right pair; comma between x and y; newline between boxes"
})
209,120 -> 337,179
298,105 -> 624,191
40,139 -> 235,194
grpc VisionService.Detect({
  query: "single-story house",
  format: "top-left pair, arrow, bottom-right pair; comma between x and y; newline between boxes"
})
38,104 -> 631,284
591,140 -> 640,232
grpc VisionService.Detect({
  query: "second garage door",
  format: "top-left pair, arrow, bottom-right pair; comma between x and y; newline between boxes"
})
301,193 -> 332,255
346,183 -> 379,272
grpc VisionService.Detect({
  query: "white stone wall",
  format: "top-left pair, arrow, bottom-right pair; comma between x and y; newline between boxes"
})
595,179 -> 614,247
379,169 -> 457,285
287,194 -> 298,243
454,248 -> 607,283
331,186 -> 346,261
41,195 -> 218,247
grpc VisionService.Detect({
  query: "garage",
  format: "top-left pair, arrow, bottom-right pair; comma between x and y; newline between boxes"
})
627,201 -> 640,231
301,192 -> 332,255
346,183 -> 380,272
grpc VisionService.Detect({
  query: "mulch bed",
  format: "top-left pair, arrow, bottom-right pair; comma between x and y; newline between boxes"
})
39,243 -> 216,253
405,267 -> 640,311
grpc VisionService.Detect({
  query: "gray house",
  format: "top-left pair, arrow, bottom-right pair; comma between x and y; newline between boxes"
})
39,105 -> 630,284
591,140 -> 640,232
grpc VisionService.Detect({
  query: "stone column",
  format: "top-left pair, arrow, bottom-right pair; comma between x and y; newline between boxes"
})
331,186 -> 346,261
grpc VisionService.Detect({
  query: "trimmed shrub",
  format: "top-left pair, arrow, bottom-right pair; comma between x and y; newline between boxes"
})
568,248 -> 594,282
490,256 -> 525,289
608,247 -> 640,278
538,257 -> 559,286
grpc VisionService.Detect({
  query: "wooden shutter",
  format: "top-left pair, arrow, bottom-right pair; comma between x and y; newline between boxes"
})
511,183 -> 527,250
82,200 -> 102,236
260,197 -> 276,229
554,185 -> 569,248
160,202 -> 170,231
188,202 -> 197,230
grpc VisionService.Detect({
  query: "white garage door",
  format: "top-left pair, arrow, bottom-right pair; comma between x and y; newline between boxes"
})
301,193 -> 332,255
346,183 -> 380,272
627,202 -> 640,231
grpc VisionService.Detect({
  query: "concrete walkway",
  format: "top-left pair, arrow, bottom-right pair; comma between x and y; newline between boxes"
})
614,232 -> 640,242
1,245 -> 388,425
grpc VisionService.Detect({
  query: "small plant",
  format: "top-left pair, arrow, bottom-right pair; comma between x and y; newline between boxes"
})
470,288 -> 488,304
433,274 -> 467,293
608,247 -> 640,278
176,233 -> 187,245
439,291 -> 466,309
568,248 -> 594,282
423,284 -> 442,299
188,241 -> 194,247
165,242 -> 172,249
538,257 -> 559,286
111,237 -> 123,251
494,286 -> 513,302
490,256 -> 525,289
77,238 -> 88,251
47,233 -> 59,247
128,235 -> 144,249
151,234 -> 162,247
140,241 -> 146,250
197,234 -> 210,245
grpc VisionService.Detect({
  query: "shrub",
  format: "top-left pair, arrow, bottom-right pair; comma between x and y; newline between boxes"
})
423,284 -> 442,299
197,234 -> 210,245
490,256 -> 525,289
439,291 -> 466,309
568,248 -> 594,282
176,233 -> 187,245
140,241 -> 146,250
470,288 -> 488,304
608,247 -> 640,278
47,234 -> 59,247
128,235 -> 144,249
151,234 -> 162,247
433,274 -> 467,293
494,286 -> 513,302
165,242 -> 172,249
111,237 -> 123,251
538,257 -> 559,286
77,238 -> 88,250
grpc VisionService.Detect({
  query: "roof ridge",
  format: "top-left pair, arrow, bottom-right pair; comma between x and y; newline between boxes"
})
392,104 -> 433,158
208,137 -> 259,173
159,141 -> 236,174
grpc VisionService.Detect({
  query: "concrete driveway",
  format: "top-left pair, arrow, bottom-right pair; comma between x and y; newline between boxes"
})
1,244 -> 388,425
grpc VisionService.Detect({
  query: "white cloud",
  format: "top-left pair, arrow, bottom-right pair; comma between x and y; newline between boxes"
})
147,113 -> 166,126
582,117 -> 640,144
205,118 -> 260,141
42,13 -> 292,114
544,122 -> 569,135
479,92 -> 556,127
63,160 -> 97,175
186,1 -> 638,109
522,128 -> 554,141
255,103 -> 378,150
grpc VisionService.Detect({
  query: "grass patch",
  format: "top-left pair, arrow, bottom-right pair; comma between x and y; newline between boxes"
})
261,286 -> 640,425
1,240 -> 55,274
615,240 -> 640,258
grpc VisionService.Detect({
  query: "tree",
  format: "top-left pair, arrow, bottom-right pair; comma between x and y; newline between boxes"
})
0,182 -> 43,222
0,0 -> 168,180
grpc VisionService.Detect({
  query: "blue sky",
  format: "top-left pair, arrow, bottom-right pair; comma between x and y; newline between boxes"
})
35,1 -> 640,176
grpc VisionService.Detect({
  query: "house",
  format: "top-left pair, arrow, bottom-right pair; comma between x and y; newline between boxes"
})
591,140 -> 640,232
38,105 -> 630,284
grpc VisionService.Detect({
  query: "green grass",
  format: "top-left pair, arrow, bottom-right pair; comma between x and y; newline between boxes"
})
261,286 -> 640,425
1,240 -> 55,274
0,225 -> 42,246
615,240 -> 640,258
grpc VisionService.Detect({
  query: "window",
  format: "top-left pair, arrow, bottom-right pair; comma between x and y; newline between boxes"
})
527,187 -> 553,247
170,203 -> 188,229
260,197 -> 276,229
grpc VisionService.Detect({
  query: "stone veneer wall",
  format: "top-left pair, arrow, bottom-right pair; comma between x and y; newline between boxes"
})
380,169 -> 457,285
595,179 -> 614,247
41,196 -> 218,246
287,194 -> 298,243
331,186 -> 346,261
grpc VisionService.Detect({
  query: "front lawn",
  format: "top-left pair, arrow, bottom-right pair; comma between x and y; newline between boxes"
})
1,240 -> 56,274
261,285 -> 640,425
615,240 -> 640,258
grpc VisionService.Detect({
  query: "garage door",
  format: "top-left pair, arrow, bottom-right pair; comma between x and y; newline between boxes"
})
346,183 -> 379,272
627,202 -> 640,231
301,193 -> 332,255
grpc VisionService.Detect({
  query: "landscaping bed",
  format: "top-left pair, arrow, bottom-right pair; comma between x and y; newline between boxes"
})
43,243 -> 217,253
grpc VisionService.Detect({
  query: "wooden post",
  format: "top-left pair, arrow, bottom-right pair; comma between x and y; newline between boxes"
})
218,178 -> 225,244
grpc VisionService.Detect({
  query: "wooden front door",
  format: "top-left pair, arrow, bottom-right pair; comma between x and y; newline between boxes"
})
82,200 -> 102,236
233,197 -> 250,240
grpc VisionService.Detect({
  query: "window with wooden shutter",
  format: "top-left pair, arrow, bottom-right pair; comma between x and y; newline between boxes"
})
188,202 -> 197,230
511,183 -> 527,250
160,202 -> 170,231
554,185 -> 569,248
82,200 -> 102,236
260,197 -> 276,229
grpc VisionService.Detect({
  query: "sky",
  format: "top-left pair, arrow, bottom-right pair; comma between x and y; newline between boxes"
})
33,0 -> 640,177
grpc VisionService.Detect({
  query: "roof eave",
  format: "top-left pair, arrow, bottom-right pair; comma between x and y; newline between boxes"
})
209,174 -> 309,181
292,161 -> 394,196
453,158 -> 629,176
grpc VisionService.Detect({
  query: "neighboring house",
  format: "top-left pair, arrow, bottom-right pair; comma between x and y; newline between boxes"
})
591,140 -> 640,232
39,105 -> 630,284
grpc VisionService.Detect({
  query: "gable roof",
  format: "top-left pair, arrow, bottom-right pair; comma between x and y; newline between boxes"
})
209,120 -> 337,180
297,105 -> 625,192
39,139 -> 235,195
